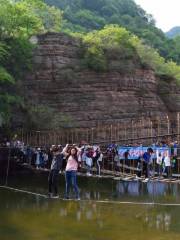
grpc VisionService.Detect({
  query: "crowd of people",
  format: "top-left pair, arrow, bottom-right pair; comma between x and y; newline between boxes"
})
0,137 -> 179,198
0,139 -> 104,199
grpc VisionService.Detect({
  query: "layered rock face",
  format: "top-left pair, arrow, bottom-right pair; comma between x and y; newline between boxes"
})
24,33 -> 178,128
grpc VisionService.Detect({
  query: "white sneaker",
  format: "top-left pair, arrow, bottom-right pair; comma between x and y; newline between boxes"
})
143,178 -> 149,183
52,195 -> 59,199
86,173 -> 91,176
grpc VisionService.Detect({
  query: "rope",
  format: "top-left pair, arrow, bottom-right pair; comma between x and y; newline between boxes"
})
1,185 -> 180,207
0,186 -> 48,198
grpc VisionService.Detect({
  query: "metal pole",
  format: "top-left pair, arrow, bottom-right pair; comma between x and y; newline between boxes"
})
157,117 -> 160,143
142,117 -> 144,139
71,130 -> 74,144
124,123 -> 127,143
151,121 -> 153,138
36,131 -> 38,146
117,123 -> 120,141
110,125 -> 113,143
167,115 -> 170,135
44,131 -> 46,146
21,129 -> 24,143
86,129 -> 89,143
91,128 -> 94,144
131,120 -> 133,143
29,131 -> 32,146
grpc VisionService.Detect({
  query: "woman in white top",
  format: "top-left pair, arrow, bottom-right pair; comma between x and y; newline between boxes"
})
156,151 -> 163,177
163,151 -> 171,178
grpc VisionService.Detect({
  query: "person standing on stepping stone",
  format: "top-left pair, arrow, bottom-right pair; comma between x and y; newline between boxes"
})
142,148 -> 153,182
48,146 -> 64,198
63,144 -> 81,200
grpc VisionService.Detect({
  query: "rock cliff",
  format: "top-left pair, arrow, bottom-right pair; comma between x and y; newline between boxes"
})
23,32 -> 180,128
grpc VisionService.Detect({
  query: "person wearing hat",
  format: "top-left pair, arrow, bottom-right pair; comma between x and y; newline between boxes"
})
48,146 -> 64,198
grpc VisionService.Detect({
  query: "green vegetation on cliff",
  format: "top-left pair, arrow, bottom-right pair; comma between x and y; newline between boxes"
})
79,25 -> 180,81
0,0 -> 62,127
81,25 -> 137,71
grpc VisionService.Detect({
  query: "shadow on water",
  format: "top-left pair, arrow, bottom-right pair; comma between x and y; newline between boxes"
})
1,172 -> 180,239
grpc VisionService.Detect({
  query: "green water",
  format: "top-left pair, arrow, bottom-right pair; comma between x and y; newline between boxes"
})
1,172 -> 180,240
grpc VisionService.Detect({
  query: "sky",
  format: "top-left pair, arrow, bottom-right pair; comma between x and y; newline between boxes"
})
134,0 -> 180,32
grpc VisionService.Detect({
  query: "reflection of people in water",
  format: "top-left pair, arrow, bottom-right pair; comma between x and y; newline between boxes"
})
116,180 -> 174,199
147,182 -> 167,196
145,212 -> 171,232
116,181 -> 141,197
127,181 -> 141,196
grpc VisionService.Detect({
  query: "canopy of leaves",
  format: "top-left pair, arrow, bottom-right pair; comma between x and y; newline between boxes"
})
0,0 -> 63,39
0,0 -> 63,127
45,0 -> 180,64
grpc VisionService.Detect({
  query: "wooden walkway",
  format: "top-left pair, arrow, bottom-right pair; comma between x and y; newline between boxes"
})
20,163 -> 180,184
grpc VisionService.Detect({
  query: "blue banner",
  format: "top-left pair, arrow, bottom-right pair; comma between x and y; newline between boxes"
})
117,146 -> 171,160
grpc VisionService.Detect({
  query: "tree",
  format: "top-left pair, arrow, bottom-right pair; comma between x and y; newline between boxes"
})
0,0 -> 63,39
0,0 -> 63,127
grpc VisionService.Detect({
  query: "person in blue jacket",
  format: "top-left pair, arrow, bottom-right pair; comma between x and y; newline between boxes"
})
142,147 -> 153,181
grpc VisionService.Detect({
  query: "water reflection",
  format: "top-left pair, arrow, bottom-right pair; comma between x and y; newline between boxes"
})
144,212 -> 171,231
115,180 -> 180,202
2,174 -> 180,240
1,189 -> 180,240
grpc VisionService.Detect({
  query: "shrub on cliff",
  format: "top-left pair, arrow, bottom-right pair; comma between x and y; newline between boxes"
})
26,105 -> 73,130
130,36 -> 180,81
81,25 -> 136,71
0,43 -> 15,127
80,25 -> 180,81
